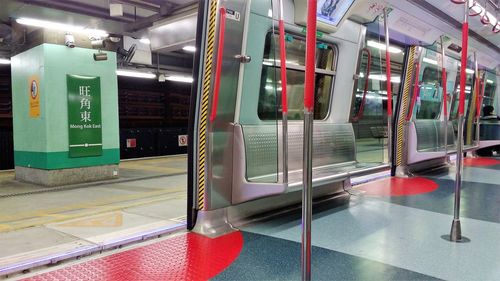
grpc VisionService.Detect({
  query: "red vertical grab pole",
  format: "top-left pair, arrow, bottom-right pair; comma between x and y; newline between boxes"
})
278,0 -> 289,184
442,68 -> 448,117
354,48 -> 372,121
279,16 -> 288,114
459,22 -> 468,116
406,61 -> 421,121
385,48 -> 392,117
303,2 -> 316,112
210,7 -> 226,122
302,0 -> 316,280
448,1 -> 469,243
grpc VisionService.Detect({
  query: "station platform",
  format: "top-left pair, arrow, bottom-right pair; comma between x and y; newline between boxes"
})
11,156 -> 500,280
0,155 -> 187,277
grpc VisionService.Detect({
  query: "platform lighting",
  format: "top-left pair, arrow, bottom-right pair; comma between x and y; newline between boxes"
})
182,46 -> 196,52
367,74 -> 401,83
139,38 -> 150,45
166,76 -> 193,83
16,18 -> 108,37
0,58 -> 10,64
367,40 -> 402,54
465,68 -> 475,74
486,79 -> 494,84
423,57 -> 438,65
116,70 -> 156,79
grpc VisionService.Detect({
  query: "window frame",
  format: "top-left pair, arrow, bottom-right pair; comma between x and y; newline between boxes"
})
257,30 -> 338,122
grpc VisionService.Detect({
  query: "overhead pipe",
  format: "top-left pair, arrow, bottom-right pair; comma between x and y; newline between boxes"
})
278,0 -> 289,185
210,7 -> 227,122
448,0 -> 469,243
383,8 -> 393,166
353,48 -> 372,121
440,36 -> 449,157
302,0 -> 317,280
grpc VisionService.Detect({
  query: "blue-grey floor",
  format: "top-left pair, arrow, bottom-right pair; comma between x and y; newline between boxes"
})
215,162 -> 500,281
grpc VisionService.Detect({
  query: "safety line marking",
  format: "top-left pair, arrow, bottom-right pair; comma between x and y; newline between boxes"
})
197,0 -> 218,210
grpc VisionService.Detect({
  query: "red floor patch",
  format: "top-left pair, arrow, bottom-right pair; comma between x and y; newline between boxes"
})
463,157 -> 500,167
356,177 -> 439,196
24,231 -> 243,281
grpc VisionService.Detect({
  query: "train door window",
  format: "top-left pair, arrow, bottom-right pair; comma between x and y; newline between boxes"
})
350,37 -> 405,122
450,67 -> 474,121
414,49 -> 443,120
482,72 -> 497,115
258,32 -> 336,121
349,33 -> 404,164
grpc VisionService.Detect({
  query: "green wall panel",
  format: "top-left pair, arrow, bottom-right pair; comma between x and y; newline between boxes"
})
11,44 -> 120,169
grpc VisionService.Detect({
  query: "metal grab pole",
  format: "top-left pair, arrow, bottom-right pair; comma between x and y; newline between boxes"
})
383,8 -> 393,166
450,1 -> 469,242
278,0 -> 288,184
440,36 -> 449,158
473,52 -> 480,146
302,0 -> 316,280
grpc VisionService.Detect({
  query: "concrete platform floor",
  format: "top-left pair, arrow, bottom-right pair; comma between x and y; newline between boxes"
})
0,155 -> 188,277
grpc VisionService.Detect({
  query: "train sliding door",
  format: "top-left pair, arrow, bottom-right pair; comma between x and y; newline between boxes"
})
350,31 -> 404,165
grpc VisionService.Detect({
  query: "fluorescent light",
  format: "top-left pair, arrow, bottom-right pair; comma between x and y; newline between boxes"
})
465,68 -> 475,74
486,79 -> 494,84
423,57 -> 438,65
182,46 -> 196,53
116,70 -> 156,79
367,40 -> 402,54
166,76 -> 193,83
369,74 -> 401,83
139,38 -> 150,45
0,58 -> 10,64
16,18 -> 108,37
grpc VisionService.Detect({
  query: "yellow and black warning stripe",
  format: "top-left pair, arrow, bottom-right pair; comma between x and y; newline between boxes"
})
197,0 -> 218,210
395,46 -> 416,166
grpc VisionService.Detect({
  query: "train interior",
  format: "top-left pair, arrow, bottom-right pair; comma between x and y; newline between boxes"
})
0,0 -> 499,280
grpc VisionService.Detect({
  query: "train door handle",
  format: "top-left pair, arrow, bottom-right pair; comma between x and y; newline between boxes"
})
235,54 -> 251,63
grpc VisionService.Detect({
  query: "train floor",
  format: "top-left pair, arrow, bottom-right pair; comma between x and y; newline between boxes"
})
10,156 -> 500,281
0,155 -> 188,277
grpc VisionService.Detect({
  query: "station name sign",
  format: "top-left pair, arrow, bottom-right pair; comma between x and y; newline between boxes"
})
67,74 -> 103,158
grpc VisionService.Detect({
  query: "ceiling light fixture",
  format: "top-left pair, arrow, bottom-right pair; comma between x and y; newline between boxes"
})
465,68 -> 475,74
116,70 -> 156,79
367,40 -> 402,54
486,79 -> 494,84
0,58 -> 10,65
16,18 -> 108,37
182,46 -> 196,52
166,76 -> 193,83
139,38 -> 151,45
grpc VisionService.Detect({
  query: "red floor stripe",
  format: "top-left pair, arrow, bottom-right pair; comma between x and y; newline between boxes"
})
24,231 -> 243,281
356,177 -> 439,196
463,157 -> 500,167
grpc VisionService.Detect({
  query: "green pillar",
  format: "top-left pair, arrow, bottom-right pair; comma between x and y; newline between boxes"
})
11,43 -> 120,186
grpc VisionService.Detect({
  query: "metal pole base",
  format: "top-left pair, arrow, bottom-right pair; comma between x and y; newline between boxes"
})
441,219 -> 470,243
450,219 -> 461,241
